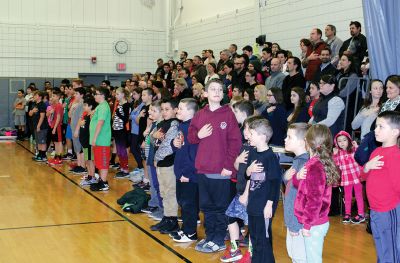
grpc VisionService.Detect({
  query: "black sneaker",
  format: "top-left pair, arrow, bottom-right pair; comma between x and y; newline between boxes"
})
71,154 -> 77,161
150,217 -> 168,231
351,214 -> 366,224
90,181 -> 110,191
110,162 -> 120,169
159,217 -> 179,234
141,206 -> 158,214
342,214 -> 351,223
71,166 -> 87,175
62,153 -> 74,160
115,171 -> 130,179
33,156 -> 46,162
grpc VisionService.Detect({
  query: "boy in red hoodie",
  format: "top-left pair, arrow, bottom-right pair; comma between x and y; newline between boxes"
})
362,111 -> 400,263
188,79 -> 242,253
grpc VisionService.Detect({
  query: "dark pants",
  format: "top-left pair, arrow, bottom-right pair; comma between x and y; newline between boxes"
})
130,134 -> 143,169
198,174 -> 232,245
370,204 -> 400,263
248,215 -> 275,263
176,181 -> 199,235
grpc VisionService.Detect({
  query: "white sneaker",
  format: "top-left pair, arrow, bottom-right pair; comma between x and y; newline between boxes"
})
129,172 -> 143,183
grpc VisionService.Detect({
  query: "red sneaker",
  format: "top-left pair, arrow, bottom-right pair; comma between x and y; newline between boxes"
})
237,251 -> 251,263
50,158 -> 63,166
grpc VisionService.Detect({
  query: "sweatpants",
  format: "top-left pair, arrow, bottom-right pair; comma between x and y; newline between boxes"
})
147,165 -> 162,208
157,166 -> 178,217
130,134 -> 143,169
248,215 -> 275,263
304,222 -> 329,263
198,174 -> 231,245
344,183 -> 364,215
176,181 -> 199,235
286,228 -> 307,263
114,130 -> 129,171
370,204 -> 400,263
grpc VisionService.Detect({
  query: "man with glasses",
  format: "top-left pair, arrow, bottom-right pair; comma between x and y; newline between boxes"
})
231,55 -> 247,89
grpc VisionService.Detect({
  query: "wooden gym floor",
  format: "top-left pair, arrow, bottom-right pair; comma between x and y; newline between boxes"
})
0,141 -> 376,262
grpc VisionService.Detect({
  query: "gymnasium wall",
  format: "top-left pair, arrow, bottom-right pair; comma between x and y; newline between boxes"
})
0,0 -> 168,78
171,0 -> 364,60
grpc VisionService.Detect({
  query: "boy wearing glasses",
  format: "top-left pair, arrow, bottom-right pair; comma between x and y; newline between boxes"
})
90,87 -> 112,191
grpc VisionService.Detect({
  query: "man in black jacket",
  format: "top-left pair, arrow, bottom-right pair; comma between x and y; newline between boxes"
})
339,21 -> 367,73
313,47 -> 337,82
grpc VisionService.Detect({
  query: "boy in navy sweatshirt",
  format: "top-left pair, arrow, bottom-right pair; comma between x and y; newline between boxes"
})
246,118 -> 281,263
188,79 -> 242,253
170,98 -> 199,243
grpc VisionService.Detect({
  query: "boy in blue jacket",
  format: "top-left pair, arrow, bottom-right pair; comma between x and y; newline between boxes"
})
170,98 -> 200,243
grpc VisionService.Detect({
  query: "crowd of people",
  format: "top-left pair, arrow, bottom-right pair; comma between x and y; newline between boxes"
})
12,21 -> 400,263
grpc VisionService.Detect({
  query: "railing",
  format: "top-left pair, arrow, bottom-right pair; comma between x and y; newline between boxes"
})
337,76 -> 370,138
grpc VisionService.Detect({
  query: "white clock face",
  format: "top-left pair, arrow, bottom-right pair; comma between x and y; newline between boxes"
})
115,40 -> 129,54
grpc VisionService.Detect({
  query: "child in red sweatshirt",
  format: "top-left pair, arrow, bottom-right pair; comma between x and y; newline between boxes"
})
362,111 -> 400,263
188,79 -> 242,253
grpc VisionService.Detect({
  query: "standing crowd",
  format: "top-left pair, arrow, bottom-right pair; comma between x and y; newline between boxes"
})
13,20 -> 400,263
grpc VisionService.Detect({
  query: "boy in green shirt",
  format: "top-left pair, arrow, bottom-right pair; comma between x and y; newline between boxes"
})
90,87 -> 112,191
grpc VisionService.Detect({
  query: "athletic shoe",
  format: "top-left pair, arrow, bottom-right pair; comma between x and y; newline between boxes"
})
351,214 -> 366,224
71,154 -> 77,161
135,181 -> 150,191
148,208 -> 163,221
62,153 -> 74,160
159,217 -> 179,234
173,232 -> 197,243
49,158 -> 63,166
150,217 -> 168,231
195,239 -> 207,251
79,177 -> 98,186
33,156 -> 46,162
110,163 -> 120,169
141,206 -> 158,214
342,214 -> 351,223
220,247 -> 243,262
115,171 -> 130,179
130,168 -> 144,175
196,241 -> 226,253
237,251 -> 251,263
169,230 -> 183,239
71,166 -> 87,175
129,173 -> 143,183
90,181 -> 109,191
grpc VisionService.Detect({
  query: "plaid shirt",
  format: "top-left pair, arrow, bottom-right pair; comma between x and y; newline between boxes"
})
333,148 -> 362,186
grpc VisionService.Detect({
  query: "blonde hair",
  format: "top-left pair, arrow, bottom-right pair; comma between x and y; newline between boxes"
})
192,83 -> 204,95
116,87 -> 130,101
255,85 -> 268,103
175,78 -> 188,89
132,73 -> 142,81
305,124 -> 340,186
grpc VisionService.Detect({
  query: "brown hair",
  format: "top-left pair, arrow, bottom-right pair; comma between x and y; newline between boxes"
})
270,87 -> 284,104
289,87 -> 307,125
305,124 -> 340,186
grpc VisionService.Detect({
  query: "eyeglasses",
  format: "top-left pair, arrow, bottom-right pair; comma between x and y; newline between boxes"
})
208,88 -> 223,93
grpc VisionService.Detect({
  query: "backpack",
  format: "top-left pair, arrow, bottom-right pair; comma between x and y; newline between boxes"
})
354,130 -> 381,166
117,188 -> 150,213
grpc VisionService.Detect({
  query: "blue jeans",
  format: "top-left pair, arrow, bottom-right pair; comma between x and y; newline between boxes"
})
371,204 -> 400,263
304,222 -> 329,263
147,165 -> 162,208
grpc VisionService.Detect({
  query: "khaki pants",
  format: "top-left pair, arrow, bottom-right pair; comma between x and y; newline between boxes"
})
156,166 -> 178,217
